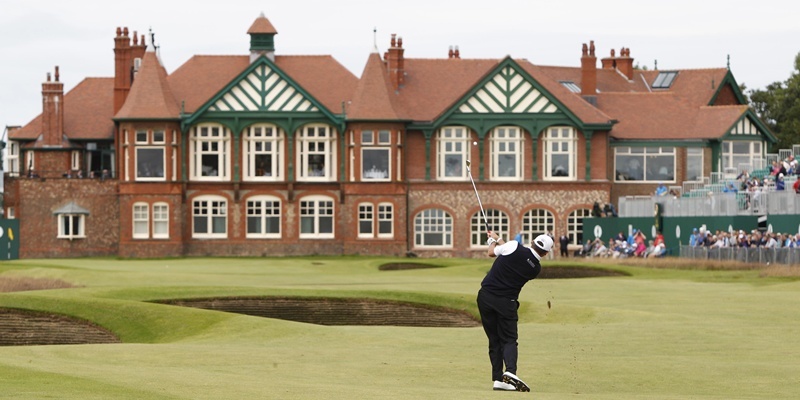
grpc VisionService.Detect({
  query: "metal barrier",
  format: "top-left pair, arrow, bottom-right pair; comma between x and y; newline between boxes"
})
680,245 -> 800,265
619,191 -> 800,217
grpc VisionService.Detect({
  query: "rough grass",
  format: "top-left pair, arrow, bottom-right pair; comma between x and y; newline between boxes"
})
0,277 -> 76,292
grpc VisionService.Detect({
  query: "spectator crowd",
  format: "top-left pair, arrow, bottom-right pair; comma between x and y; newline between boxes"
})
576,229 -> 666,259
688,226 -> 800,249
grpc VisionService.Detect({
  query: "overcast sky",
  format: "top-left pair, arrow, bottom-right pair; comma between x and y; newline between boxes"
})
1,0 -> 798,137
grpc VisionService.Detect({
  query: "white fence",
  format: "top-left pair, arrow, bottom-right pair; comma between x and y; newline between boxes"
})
619,191 -> 800,217
680,245 -> 800,265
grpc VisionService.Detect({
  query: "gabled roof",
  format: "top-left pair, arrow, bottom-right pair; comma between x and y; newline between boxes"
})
10,78 -> 114,141
348,52 -> 399,120
597,92 -> 749,140
115,51 -> 180,120
169,55 -> 357,115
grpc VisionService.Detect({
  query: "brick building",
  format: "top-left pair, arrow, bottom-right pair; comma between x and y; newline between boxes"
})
4,14 -> 775,259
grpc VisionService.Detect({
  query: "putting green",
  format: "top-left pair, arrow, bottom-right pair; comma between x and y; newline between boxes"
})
0,257 -> 797,399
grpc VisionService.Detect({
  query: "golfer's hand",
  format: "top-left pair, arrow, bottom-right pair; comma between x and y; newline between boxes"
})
487,231 -> 500,241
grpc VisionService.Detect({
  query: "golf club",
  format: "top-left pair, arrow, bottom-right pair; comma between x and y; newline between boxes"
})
466,159 -> 491,232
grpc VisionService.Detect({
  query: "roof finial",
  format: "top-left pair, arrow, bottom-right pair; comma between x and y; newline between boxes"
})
727,54 -> 730,70
654,59 -> 658,70
373,27 -> 378,53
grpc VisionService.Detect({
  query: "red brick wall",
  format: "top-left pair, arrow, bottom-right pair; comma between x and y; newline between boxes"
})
6,177 -> 119,258
712,84 -> 741,106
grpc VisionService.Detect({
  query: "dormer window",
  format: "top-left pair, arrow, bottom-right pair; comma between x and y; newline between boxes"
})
652,71 -> 678,89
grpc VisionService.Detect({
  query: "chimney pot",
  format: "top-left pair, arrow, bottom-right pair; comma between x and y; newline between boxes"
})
590,40 -> 595,56
397,36 -> 403,48
582,43 -> 588,56
116,27 -> 122,36
123,27 -> 129,36
454,45 -> 459,59
390,34 -> 396,47
47,72 -> 51,82
610,48 -> 615,57
55,66 -> 60,82
448,46 -> 454,58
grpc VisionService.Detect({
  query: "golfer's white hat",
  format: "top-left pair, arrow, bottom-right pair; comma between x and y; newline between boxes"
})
533,234 -> 554,252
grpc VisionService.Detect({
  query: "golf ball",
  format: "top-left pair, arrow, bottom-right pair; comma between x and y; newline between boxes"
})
473,141 -> 478,145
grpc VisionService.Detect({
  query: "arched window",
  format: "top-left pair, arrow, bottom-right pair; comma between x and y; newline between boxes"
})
299,195 -> 335,238
192,195 -> 227,238
244,124 -> 283,181
568,208 -> 592,246
246,195 -> 281,238
414,208 -> 452,247
521,209 -> 555,244
191,124 -> 230,181
153,202 -> 169,239
490,126 -> 523,180
543,126 -> 576,180
436,126 -> 469,180
471,209 -> 509,246
297,124 -> 336,181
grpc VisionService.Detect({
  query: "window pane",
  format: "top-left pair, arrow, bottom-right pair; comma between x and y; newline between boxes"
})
247,217 -> 261,234
378,130 -> 391,144
616,154 -> 643,181
362,131 -> 373,144
137,148 -> 165,178
444,154 -> 463,177
265,217 -> 280,234
202,154 -> 218,176
194,216 -> 208,234
551,154 -> 569,176
498,154 -> 516,177
255,154 -> 273,177
301,216 -> 314,233
362,149 -> 389,179
360,220 -> 373,234
212,216 -> 226,234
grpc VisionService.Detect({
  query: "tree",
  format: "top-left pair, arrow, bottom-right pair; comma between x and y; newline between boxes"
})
748,52 -> 800,151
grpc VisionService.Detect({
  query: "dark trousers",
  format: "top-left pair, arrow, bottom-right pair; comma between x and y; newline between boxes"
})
477,289 -> 520,381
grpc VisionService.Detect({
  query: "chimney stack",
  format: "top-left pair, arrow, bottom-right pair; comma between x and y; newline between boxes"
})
385,34 -> 405,90
114,27 -> 133,115
41,66 -> 65,146
616,47 -> 634,80
580,40 -> 597,97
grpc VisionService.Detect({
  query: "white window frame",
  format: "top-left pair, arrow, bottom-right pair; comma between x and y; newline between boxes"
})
361,130 -> 392,181
190,124 -> 230,181
7,141 -> 19,176
243,124 -> 283,181
614,146 -> 676,183
25,150 -> 34,174
722,140 -> 763,173
192,195 -> 228,239
471,209 -> 509,247
246,195 -> 282,239
490,126 -> 523,181
299,195 -> 335,239
132,202 -> 149,239
153,202 -> 169,239
57,214 -> 85,240
686,147 -> 704,182
297,124 -> 336,182
568,208 -> 591,246
521,209 -> 555,245
358,203 -> 374,238
543,126 -> 576,180
414,208 -> 452,248
377,202 -> 394,238
437,126 -> 469,180
71,150 -> 81,171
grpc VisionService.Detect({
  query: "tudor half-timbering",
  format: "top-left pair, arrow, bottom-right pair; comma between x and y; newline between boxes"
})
4,14 -> 774,259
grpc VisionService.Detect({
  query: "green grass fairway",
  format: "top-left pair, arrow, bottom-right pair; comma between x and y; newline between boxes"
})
0,257 -> 798,399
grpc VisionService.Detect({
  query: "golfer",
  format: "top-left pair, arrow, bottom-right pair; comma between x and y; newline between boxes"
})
477,230 -> 553,392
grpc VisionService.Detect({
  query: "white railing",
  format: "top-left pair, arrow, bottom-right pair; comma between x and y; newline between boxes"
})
618,191 -> 800,217
680,245 -> 800,265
